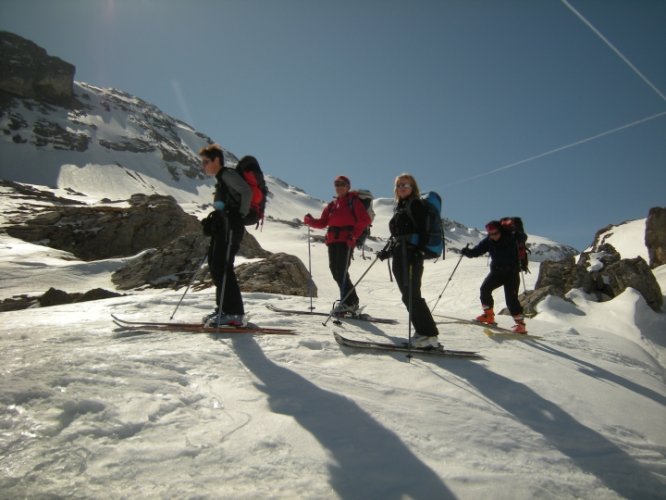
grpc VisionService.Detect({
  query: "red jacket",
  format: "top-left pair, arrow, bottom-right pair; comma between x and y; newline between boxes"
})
306,193 -> 371,245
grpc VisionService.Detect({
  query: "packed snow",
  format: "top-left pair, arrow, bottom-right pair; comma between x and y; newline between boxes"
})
0,171 -> 664,499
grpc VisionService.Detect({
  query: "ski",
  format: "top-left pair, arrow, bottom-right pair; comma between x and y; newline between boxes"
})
435,314 -> 528,335
265,304 -> 398,324
483,329 -> 543,340
334,332 -> 482,359
111,313 -> 296,335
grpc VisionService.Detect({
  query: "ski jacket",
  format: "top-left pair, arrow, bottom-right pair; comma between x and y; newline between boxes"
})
389,197 -> 428,252
215,167 -> 252,218
306,193 -> 371,245
466,229 -> 526,272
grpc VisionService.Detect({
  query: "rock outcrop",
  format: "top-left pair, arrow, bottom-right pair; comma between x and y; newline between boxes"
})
516,243 -> 662,315
646,207 -> 666,268
236,252 -> 316,297
0,31 -> 75,104
7,194 -> 201,261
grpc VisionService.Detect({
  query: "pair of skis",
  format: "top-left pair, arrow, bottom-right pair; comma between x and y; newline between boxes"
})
111,313 -> 296,335
265,305 -> 481,359
435,314 -> 543,340
264,303 -> 397,325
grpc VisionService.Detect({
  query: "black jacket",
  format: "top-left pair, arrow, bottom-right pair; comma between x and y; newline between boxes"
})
466,229 -> 526,272
389,197 -> 428,252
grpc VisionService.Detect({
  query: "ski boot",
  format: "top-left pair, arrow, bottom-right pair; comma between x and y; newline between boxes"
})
206,313 -> 244,328
475,307 -> 496,325
410,333 -> 440,349
512,315 -> 527,334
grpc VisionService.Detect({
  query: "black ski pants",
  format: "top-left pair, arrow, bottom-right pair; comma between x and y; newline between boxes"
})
392,244 -> 439,337
328,242 -> 359,306
479,267 -> 523,316
208,214 -> 245,315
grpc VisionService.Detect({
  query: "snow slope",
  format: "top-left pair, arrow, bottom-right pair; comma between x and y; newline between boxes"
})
1,176 -> 664,499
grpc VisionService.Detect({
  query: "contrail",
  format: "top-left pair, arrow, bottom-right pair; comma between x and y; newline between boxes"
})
171,80 -> 195,126
561,0 -> 666,102
444,111 -> 666,187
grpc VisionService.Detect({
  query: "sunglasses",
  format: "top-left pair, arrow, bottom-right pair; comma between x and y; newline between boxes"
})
334,182 -> 348,187
396,183 -> 412,189
488,231 -> 500,236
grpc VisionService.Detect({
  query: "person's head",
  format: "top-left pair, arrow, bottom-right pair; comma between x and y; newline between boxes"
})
485,220 -> 502,241
334,175 -> 351,196
393,173 -> 420,201
199,144 -> 224,176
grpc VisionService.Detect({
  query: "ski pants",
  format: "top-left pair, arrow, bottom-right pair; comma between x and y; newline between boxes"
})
392,244 -> 439,337
208,214 -> 245,315
479,267 -> 523,316
328,242 -> 358,306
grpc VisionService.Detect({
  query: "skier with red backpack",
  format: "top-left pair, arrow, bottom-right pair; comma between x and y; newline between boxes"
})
303,175 -> 372,315
461,219 -> 528,333
199,144 -> 254,327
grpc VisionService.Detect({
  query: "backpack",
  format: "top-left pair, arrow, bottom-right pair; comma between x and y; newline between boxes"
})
235,155 -> 268,228
408,192 -> 445,260
500,216 -> 530,272
349,189 -> 375,249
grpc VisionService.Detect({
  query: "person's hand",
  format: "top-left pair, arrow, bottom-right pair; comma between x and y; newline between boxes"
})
303,214 -> 314,225
461,247 -> 471,257
377,249 -> 391,261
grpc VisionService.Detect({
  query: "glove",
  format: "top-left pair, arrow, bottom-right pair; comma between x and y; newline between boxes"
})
303,214 -> 314,225
461,247 -> 471,257
201,212 -> 214,236
377,249 -> 391,261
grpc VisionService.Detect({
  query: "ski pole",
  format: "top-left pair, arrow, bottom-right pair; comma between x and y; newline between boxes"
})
406,260 -> 413,361
307,226 -> 315,311
322,253 -> 380,326
429,244 -> 467,314
170,252 -> 209,320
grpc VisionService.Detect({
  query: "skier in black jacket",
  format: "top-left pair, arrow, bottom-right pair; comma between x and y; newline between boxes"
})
461,220 -> 527,333
199,144 -> 252,327
378,173 -> 440,348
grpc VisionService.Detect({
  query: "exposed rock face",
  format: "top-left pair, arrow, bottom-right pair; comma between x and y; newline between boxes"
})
645,207 -> 666,268
0,31 -> 75,104
0,287 -> 122,312
6,194 -> 201,261
516,243 -> 662,315
236,252 -> 316,297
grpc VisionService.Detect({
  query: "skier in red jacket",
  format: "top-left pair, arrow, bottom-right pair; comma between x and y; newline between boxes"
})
304,175 -> 372,314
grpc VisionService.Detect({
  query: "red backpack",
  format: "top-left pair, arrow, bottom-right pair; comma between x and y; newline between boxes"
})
236,156 -> 268,228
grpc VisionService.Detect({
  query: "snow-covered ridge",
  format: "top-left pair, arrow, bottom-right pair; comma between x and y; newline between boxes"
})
2,79 -> 577,260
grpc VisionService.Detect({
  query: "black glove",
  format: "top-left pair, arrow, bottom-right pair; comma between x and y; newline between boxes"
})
377,249 -> 391,261
461,247 -> 471,257
201,212 -> 214,237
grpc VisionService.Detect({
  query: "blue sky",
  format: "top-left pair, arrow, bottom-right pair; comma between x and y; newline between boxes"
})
1,0 -> 664,250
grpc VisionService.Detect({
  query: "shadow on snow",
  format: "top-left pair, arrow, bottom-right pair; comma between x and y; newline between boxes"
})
230,336 -> 455,500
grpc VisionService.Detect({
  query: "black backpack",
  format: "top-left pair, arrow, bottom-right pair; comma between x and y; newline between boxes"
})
500,217 -> 530,272
236,156 -> 268,228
